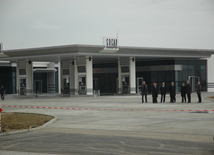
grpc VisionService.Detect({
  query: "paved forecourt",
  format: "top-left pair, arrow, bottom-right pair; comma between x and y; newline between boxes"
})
0,92 -> 214,154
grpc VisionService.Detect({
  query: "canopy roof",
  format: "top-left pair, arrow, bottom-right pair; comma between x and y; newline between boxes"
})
1,44 -> 214,63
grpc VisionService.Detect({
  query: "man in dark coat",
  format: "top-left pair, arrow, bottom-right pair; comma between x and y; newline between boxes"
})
169,82 -> 176,103
141,81 -> 148,103
0,86 -> 6,100
186,80 -> 192,103
196,82 -> 202,103
180,83 -> 186,103
160,82 -> 167,103
152,83 -> 158,103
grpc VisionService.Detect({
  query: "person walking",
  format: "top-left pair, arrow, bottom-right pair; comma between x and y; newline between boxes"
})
196,82 -> 202,103
169,82 -> 176,103
180,83 -> 186,103
141,81 -> 148,103
160,82 -> 167,103
186,81 -> 192,103
0,86 -> 6,100
152,83 -> 158,103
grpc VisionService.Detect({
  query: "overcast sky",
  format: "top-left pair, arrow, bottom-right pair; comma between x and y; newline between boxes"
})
0,0 -> 214,50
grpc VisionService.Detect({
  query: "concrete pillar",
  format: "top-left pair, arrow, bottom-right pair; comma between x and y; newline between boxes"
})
74,58 -> 78,95
70,61 -> 75,95
47,62 -> 55,93
58,62 -> 61,94
130,57 -> 136,94
17,60 -> 33,95
86,56 -> 93,95
207,55 -> 214,92
26,60 -> 33,95
118,58 -> 121,94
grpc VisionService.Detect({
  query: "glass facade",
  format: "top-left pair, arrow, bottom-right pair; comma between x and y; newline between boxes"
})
0,67 -> 16,94
136,59 -> 207,93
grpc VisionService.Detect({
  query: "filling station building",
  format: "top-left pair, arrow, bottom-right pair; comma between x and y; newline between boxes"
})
0,38 -> 214,96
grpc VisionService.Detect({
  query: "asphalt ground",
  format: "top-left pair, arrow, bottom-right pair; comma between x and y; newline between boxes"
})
0,92 -> 214,155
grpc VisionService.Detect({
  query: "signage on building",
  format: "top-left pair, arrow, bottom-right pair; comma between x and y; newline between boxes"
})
99,38 -> 119,53
103,37 -> 118,49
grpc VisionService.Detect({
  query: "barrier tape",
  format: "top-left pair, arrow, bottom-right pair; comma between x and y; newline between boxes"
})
2,105 -> 214,112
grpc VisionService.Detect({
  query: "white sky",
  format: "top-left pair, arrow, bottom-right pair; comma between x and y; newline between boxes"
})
0,0 -> 214,50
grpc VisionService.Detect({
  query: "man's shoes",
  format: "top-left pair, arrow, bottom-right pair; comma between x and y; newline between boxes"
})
197,102 -> 201,103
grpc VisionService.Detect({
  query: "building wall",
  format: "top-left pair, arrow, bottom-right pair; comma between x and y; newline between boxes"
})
0,66 -> 16,94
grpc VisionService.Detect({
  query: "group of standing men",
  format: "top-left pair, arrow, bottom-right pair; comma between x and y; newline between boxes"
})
0,86 -> 6,100
141,81 -> 202,103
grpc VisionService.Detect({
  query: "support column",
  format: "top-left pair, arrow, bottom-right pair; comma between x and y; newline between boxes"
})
47,62 -> 55,93
26,60 -> 33,95
130,57 -> 136,94
58,62 -> 61,94
207,55 -> 214,92
86,56 -> 93,95
118,58 -> 122,94
74,58 -> 78,95
70,61 -> 75,95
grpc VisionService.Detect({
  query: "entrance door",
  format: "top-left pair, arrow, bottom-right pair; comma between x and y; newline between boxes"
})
122,75 -> 129,94
35,80 -> 42,94
188,76 -> 200,92
137,77 -> 143,95
63,77 -> 70,94
78,76 -> 86,95
20,78 -> 26,95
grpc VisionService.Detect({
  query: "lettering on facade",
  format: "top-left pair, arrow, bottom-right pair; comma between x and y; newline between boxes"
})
103,38 -> 118,49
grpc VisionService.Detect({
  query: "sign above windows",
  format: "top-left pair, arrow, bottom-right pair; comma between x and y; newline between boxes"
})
99,37 -> 119,53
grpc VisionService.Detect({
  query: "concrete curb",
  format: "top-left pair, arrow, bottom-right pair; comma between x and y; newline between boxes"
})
204,97 -> 214,102
0,115 -> 57,136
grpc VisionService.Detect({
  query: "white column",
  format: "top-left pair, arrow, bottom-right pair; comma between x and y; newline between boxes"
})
130,57 -> 136,94
16,62 -> 20,95
26,61 -> 33,95
74,58 -> 78,95
47,62 -> 55,93
70,61 -> 75,95
118,58 -> 122,94
86,56 -> 93,95
207,55 -> 214,92
58,62 -> 61,94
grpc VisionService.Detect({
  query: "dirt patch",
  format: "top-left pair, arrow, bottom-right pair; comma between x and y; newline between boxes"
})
1,112 -> 54,132
208,96 -> 214,99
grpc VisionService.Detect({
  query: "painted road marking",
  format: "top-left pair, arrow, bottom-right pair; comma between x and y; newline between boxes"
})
2,105 -> 214,112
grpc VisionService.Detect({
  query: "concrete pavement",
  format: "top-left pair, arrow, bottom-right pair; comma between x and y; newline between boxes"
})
0,92 -> 214,154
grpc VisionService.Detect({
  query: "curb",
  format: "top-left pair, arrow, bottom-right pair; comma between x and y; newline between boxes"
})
204,97 -> 214,102
0,115 -> 57,136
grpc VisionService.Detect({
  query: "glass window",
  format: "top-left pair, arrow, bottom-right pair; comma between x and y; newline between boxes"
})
183,65 -> 188,70
183,71 -> 188,81
151,72 -> 157,82
201,65 -> 206,70
201,71 -> 206,81
175,71 -> 182,81
158,71 -> 165,82
189,65 -> 194,70
166,71 -> 174,81
188,71 -> 194,76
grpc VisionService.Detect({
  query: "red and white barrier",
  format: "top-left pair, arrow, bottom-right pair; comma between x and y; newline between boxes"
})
2,105 -> 214,112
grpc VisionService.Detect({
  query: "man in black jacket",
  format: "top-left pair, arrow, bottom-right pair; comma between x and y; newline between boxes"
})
196,82 -> 202,103
186,81 -> 192,103
169,82 -> 176,103
0,86 -> 6,100
160,82 -> 167,103
180,83 -> 186,103
141,81 -> 148,103
152,83 -> 158,103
